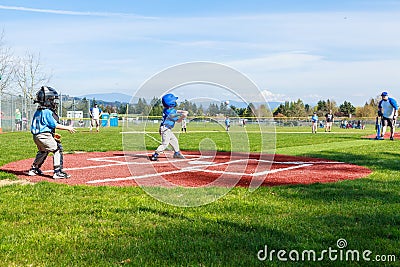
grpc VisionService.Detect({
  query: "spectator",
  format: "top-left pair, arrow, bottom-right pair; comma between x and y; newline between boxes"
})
15,109 -> 22,131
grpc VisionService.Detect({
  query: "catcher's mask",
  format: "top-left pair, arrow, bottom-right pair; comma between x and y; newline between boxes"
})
34,86 -> 60,110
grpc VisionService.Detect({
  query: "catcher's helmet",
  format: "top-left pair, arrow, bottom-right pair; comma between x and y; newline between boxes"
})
34,86 -> 60,110
162,93 -> 178,108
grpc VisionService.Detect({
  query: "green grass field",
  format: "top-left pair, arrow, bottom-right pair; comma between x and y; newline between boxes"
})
0,124 -> 399,266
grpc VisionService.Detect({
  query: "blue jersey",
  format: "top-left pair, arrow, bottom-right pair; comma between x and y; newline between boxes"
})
31,109 -> 58,134
311,115 -> 318,122
379,97 -> 398,118
225,118 -> 230,126
161,108 -> 180,129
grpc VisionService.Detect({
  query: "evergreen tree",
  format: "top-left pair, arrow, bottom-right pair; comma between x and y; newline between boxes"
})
339,101 -> 356,117
206,103 -> 219,116
149,97 -> 163,116
135,98 -> 150,115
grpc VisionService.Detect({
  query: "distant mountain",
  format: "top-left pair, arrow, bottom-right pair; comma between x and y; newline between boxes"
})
227,100 -> 282,111
78,93 -> 133,103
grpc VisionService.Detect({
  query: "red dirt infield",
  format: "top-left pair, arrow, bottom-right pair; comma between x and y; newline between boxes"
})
0,151 -> 371,187
363,132 -> 400,140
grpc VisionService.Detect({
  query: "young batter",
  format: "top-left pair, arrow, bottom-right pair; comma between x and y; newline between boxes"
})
150,93 -> 187,161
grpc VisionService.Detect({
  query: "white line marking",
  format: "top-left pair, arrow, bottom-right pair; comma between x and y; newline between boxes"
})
188,161 -> 214,165
86,162 -> 314,184
53,154 -> 348,185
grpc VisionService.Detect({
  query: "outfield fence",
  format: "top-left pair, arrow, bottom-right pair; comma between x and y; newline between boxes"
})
0,93 -> 380,132
120,116 -> 379,130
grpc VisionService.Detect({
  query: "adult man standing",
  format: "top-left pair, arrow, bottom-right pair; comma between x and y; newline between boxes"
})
89,104 -> 102,132
325,110 -> 334,132
378,91 -> 398,140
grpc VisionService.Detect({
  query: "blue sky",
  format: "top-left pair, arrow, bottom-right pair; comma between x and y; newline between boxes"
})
1,0 -> 400,105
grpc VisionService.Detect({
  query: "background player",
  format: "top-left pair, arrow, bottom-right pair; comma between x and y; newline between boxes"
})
181,118 -> 187,133
378,91 -> 398,140
225,116 -> 230,131
325,110 -> 334,132
150,93 -> 188,161
89,103 -> 102,132
28,86 -> 76,179
311,112 -> 318,133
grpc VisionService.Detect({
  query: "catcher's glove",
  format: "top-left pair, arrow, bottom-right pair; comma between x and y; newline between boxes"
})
54,133 -> 62,143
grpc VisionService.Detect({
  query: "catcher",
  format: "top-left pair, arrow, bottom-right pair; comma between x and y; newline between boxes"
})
150,93 -> 188,161
28,86 -> 76,179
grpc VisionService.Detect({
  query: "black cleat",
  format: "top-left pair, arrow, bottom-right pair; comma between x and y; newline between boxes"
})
28,168 -> 44,176
53,171 -> 71,179
149,154 -> 159,161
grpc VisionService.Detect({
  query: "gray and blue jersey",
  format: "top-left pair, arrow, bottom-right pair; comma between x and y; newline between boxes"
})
31,109 -> 58,135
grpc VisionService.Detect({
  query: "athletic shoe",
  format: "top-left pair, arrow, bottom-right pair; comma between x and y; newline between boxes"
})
390,136 -> 394,141
150,153 -> 159,161
53,171 -> 71,179
28,168 -> 43,176
173,152 -> 185,159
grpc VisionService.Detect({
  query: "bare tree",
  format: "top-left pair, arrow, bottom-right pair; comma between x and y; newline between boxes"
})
0,31 -> 14,93
14,52 -> 51,99
0,30 -> 15,131
14,51 -> 51,122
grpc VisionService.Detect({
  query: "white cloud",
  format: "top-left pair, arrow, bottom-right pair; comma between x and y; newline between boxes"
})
2,6 -> 400,104
0,5 -> 157,19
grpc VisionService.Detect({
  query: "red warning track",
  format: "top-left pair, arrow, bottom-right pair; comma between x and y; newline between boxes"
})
0,151 -> 371,187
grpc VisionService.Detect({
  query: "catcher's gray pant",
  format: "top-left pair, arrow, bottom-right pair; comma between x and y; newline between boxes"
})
32,132 -> 63,171
155,126 -> 180,153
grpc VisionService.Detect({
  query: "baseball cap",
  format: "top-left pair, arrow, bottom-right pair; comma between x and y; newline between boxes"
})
381,91 -> 388,96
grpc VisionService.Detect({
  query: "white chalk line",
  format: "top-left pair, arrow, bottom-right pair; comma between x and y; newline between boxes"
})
42,153 -> 212,173
86,163 -> 314,184
40,153 -> 348,184
84,154 -> 341,184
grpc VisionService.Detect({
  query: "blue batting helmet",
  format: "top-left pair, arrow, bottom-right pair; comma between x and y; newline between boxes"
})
162,93 -> 178,107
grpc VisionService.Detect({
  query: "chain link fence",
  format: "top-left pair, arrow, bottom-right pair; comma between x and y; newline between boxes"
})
0,93 -> 94,132
0,93 -> 378,132
0,93 -> 35,132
